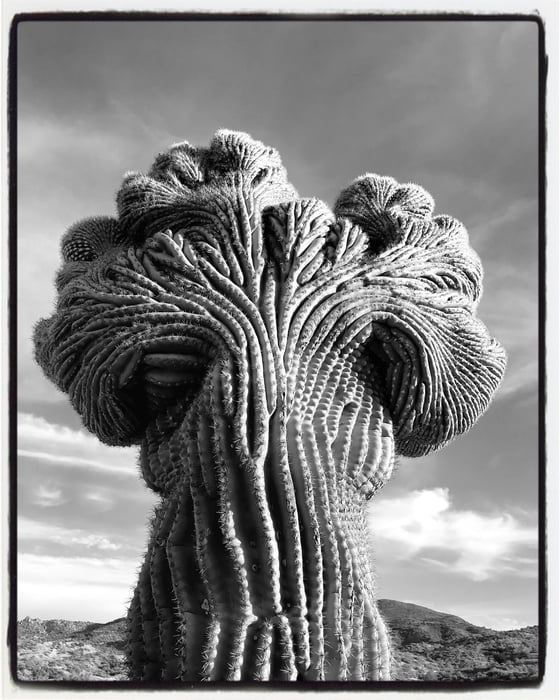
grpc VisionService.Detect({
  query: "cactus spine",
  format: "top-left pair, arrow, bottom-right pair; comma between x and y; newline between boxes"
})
34,130 -> 506,681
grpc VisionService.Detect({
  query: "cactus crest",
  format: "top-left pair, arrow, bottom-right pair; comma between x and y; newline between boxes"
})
34,130 -> 506,681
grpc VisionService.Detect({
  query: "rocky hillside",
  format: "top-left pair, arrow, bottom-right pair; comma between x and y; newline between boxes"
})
378,599 -> 540,681
17,617 -> 129,681
16,600 -> 539,682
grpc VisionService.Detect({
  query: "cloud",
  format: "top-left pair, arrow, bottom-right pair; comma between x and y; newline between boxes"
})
493,360 -> 538,402
84,491 -> 115,510
430,601 -> 537,631
19,517 -> 121,552
475,255 -> 538,403
18,449 -> 137,476
369,488 -> 537,582
17,412 -> 157,555
32,483 -> 65,508
18,412 -> 139,477
469,198 -> 537,253
459,613 -> 531,632
18,412 -> 102,446
18,553 -> 138,622
18,114 -> 129,170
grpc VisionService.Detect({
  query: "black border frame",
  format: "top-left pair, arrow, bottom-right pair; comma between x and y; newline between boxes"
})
7,10 -> 548,692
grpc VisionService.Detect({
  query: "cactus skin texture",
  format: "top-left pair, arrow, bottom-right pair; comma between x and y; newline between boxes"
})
34,130 -> 506,681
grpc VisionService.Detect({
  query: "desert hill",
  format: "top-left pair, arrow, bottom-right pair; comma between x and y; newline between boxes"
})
16,599 -> 539,682
378,599 -> 539,681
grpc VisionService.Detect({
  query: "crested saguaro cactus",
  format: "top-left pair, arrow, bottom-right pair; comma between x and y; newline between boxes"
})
34,130 -> 506,681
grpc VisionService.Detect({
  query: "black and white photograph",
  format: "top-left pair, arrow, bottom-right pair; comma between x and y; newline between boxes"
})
8,4 -> 551,691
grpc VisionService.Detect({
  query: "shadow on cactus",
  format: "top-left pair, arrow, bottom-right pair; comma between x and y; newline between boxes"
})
33,130 -> 506,682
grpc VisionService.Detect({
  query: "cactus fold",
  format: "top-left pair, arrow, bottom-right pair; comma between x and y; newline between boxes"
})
34,130 -> 506,681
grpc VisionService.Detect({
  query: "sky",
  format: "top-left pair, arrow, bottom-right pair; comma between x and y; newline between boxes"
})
15,18 -> 540,630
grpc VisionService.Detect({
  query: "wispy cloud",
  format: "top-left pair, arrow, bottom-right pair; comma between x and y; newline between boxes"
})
476,257 -> 538,403
469,198 -> 537,251
429,598 -> 538,631
18,552 -> 138,622
456,612 -> 533,632
84,491 -> 115,510
17,412 -> 157,579
19,517 -> 121,552
18,114 -> 129,168
494,360 -> 538,402
18,412 -> 139,477
32,483 -> 66,508
19,449 -> 138,476
370,488 -> 537,582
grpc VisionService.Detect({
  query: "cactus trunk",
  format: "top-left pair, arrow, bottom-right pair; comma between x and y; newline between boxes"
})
127,345 -> 394,680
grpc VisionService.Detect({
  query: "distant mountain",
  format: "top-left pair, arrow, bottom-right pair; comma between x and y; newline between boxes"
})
377,599 -> 539,681
16,601 -> 539,682
379,598 -> 490,644
18,616 -> 127,642
17,616 -> 129,681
